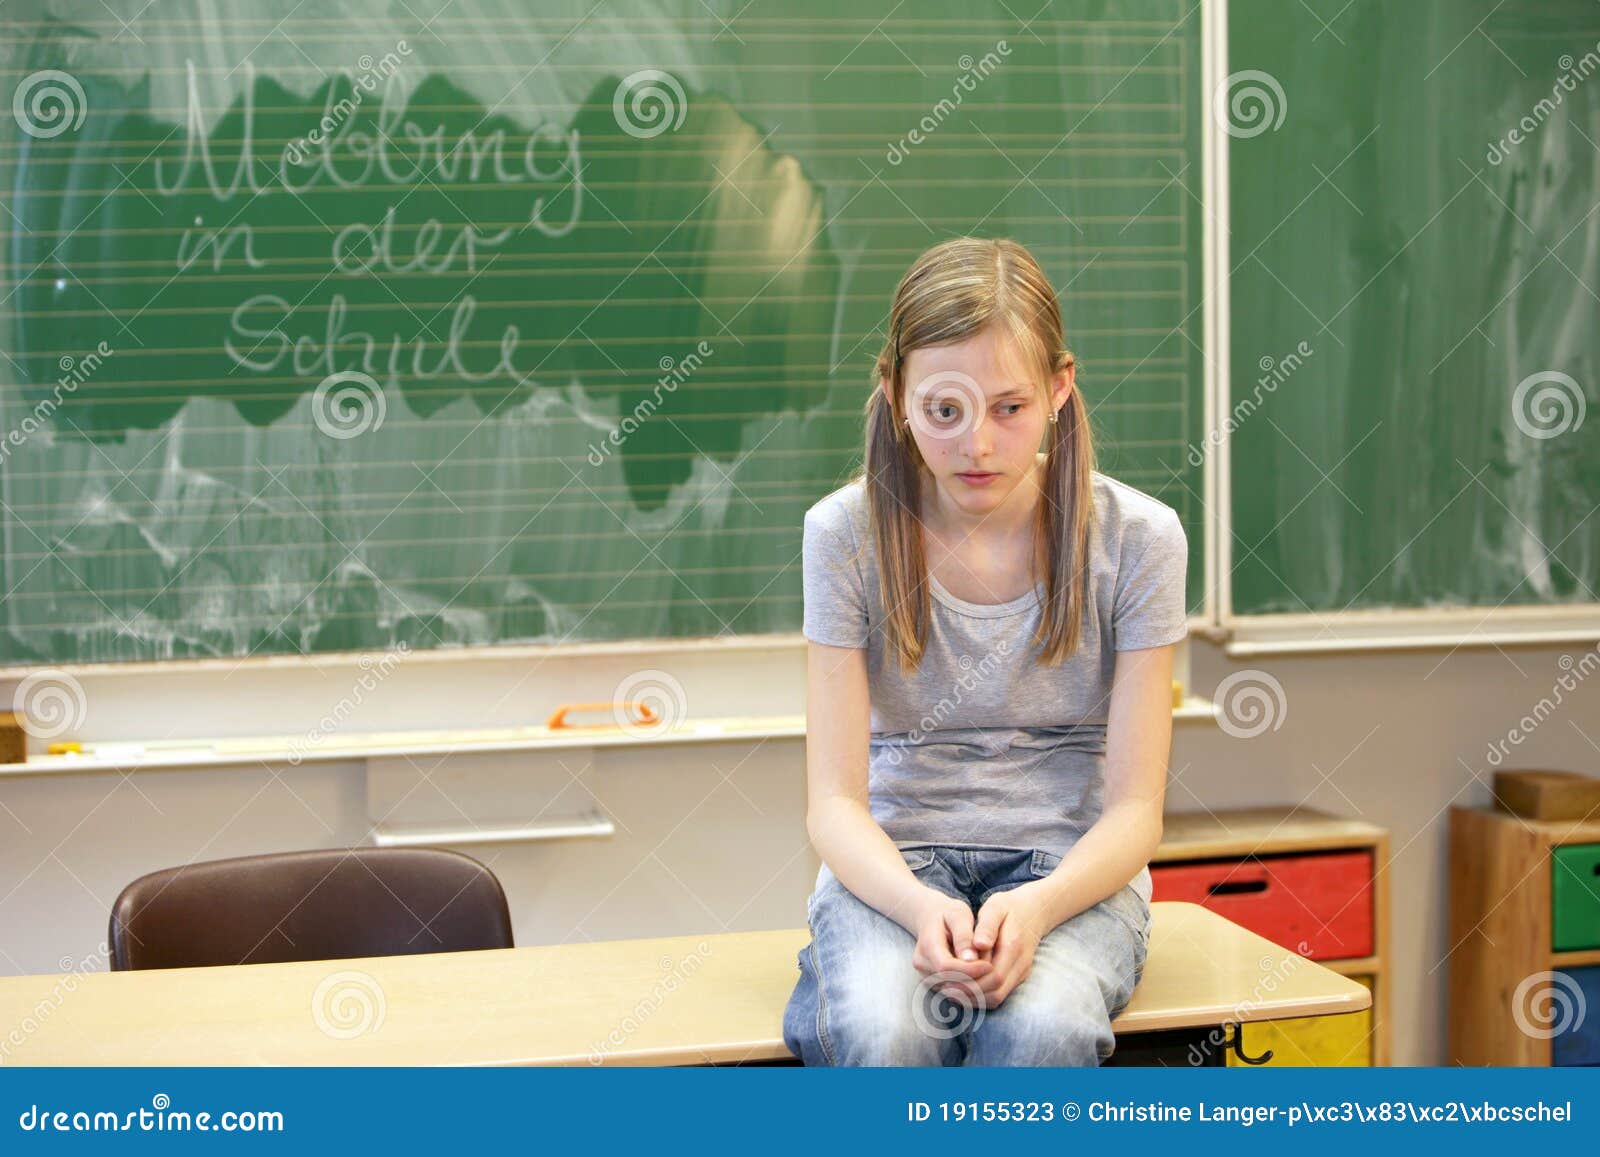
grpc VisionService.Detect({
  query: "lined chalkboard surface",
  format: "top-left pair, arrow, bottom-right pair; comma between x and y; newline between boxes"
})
1,1 -> 1204,664
1229,0 -> 1600,616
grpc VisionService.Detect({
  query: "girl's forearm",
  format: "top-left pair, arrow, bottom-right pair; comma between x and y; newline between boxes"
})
1027,799 -> 1163,933
807,796 -> 943,934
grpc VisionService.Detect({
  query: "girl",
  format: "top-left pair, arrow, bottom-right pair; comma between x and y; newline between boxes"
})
781,237 -> 1189,1066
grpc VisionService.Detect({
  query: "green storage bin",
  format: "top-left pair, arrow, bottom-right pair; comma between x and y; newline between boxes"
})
1552,843 -> 1600,951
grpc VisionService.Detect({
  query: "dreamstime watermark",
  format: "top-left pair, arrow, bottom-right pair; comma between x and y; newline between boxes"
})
885,41 -> 1011,165
610,668 -> 688,739
1188,341 -> 1312,465
0,941 -> 109,1065
912,968 -> 987,1039
1213,70 -> 1287,138
1485,642 -> 1600,767
17,1094 -> 284,1133
11,669 -> 88,740
286,643 -> 411,765
283,42 -> 412,167
1511,970 -> 1586,1040
1214,670 -> 1287,739
613,69 -> 687,139
311,969 -> 387,1040
1511,370 -> 1586,440
312,369 -> 387,438
12,69 -> 87,138
586,340 -> 714,466
903,369 -> 988,442
1486,41 -> 1600,166
1185,944 -> 1311,1066
0,341 -> 114,466
587,941 -> 713,1062
883,640 -> 1015,766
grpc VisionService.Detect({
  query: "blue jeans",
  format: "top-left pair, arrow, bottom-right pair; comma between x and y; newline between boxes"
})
782,845 -> 1150,1066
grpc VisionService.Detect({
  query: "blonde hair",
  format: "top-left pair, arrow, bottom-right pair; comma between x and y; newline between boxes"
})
856,237 -> 1095,672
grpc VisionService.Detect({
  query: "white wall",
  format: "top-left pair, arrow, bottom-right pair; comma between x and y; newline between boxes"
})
4,632 -> 1595,1064
0,640 -> 819,977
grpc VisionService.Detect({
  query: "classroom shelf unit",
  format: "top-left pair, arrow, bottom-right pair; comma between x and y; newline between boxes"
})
1447,806 -> 1600,1066
1152,806 -> 1391,1066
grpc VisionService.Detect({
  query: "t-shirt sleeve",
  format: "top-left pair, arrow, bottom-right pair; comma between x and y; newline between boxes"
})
1111,507 -> 1190,651
801,507 -> 869,648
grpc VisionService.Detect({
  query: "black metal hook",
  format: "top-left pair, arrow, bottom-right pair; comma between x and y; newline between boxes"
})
1228,1023 -> 1274,1065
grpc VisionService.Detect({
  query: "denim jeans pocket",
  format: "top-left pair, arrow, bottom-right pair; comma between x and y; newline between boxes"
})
1028,849 -> 1062,878
900,845 -> 936,871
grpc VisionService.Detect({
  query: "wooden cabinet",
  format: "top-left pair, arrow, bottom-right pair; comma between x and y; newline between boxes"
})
1551,842 -> 1600,951
1149,849 -> 1374,960
1152,806 -> 1391,1066
1226,974 -> 1374,1067
1448,807 -> 1600,1065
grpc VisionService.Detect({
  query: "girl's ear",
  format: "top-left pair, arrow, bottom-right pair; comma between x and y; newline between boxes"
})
1050,359 -> 1076,411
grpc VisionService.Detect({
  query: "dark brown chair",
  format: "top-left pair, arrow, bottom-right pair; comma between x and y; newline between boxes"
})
108,847 -> 513,970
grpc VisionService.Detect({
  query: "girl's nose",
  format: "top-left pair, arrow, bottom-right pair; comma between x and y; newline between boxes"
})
960,416 -> 993,457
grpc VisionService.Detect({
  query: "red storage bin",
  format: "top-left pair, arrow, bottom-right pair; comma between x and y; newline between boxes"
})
1149,850 -> 1373,960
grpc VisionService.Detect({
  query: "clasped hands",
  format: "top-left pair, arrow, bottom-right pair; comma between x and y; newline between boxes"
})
908,882 -> 1049,1010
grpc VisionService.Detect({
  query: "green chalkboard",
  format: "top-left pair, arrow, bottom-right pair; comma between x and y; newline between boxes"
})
1229,0 -> 1600,616
1,0 -> 1205,664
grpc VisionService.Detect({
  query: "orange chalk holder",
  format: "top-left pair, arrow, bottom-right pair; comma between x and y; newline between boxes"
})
546,701 -> 661,731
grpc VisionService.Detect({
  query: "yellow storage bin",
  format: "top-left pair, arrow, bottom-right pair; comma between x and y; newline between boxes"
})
1228,974 -> 1374,1067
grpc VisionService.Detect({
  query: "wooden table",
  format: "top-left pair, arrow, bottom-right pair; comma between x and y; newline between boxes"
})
0,902 -> 1369,1066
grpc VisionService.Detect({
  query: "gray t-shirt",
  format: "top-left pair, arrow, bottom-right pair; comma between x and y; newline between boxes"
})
801,470 -> 1190,904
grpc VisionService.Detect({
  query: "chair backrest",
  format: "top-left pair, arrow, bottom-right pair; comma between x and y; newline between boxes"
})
108,847 -> 513,970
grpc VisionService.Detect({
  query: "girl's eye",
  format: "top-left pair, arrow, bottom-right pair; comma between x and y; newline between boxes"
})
998,403 -> 1024,416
